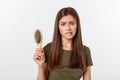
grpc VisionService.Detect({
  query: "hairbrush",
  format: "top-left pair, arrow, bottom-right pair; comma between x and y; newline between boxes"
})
34,29 -> 42,48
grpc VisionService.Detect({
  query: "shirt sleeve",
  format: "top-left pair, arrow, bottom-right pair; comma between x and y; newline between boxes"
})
43,43 -> 51,63
84,46 -> 93,66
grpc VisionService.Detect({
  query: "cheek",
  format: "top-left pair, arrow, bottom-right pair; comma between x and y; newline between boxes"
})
72,26 -> 77,33
59,26 -> 63,34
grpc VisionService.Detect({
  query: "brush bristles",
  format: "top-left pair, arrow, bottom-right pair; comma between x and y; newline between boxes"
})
35,30 -> 41,44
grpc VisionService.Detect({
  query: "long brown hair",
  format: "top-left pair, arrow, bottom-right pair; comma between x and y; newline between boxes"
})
48,7 -> 87,71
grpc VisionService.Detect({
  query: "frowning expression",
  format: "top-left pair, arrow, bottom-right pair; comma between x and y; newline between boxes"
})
59,15 -> 77,40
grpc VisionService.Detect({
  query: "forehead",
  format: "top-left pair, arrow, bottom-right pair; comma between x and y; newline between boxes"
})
59,15 -> 76,22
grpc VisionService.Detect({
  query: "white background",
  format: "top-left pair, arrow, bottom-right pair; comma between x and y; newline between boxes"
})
0,0 -> 120,80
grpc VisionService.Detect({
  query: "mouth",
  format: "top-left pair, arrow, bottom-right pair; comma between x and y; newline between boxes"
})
65,32 -> 72,35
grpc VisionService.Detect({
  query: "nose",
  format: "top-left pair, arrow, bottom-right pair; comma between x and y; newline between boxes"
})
66,24 -> 71,30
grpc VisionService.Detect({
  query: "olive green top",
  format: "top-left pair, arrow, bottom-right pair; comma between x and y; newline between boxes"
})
44,43 -> 93,80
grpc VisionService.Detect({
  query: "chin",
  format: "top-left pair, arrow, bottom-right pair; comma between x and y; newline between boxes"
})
66,36 -> 74,40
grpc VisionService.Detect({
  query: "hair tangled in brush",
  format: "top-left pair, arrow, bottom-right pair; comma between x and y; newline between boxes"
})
34,29 -> 41,44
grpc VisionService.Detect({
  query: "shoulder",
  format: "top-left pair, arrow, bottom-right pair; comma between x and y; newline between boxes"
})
83,45 -> 91,56
44,42 -> 52,48
83,45 -> 93,66
83,45 -> 90,52
43,42 -> 52,53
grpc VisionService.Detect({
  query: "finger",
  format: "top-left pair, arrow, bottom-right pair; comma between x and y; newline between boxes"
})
34,55 -> 41,61
34,53 -> 45,60
36,50 -> 44,54
35,51 -> 44,56
36,48 -> 44,52
33,55 -> 39,62
34,54 -> 44,61
40,55 -> 45,60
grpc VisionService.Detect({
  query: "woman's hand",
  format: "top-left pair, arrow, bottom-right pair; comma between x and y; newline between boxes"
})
33,48 -> 45,67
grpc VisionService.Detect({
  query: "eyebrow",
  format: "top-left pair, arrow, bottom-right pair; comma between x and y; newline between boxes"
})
69,21 -> 76,23
60,21 -> 76,23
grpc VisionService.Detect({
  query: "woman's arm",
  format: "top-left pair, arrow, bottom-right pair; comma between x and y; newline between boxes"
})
33,48 -> 47,80
83,66 -> 91,80
37,63 -> 47,80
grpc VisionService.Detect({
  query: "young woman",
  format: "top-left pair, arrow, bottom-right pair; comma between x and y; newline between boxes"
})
33,7 -> 93,80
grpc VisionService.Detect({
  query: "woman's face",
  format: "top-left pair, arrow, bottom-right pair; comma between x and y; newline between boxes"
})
59,15 -> 77,40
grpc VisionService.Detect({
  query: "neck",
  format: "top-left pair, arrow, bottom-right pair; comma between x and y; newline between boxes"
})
62,38 -> 73,50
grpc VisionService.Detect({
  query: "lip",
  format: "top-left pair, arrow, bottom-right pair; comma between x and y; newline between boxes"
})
65,32 -> 72,34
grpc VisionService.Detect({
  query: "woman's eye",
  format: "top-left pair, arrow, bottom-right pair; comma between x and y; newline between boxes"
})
70,22 -> 75,25
61,23 -> 65,26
